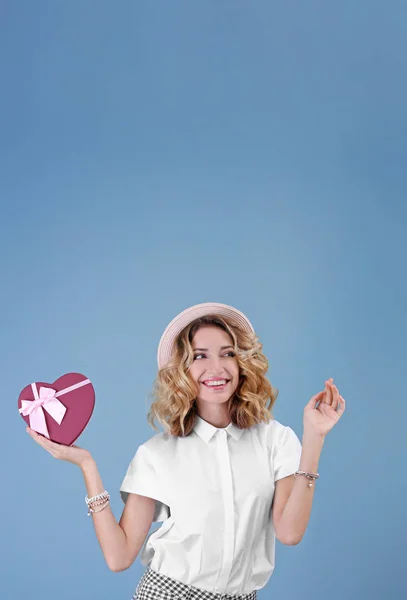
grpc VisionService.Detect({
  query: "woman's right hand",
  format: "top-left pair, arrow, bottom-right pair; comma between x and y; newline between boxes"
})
26,427 -> 93,468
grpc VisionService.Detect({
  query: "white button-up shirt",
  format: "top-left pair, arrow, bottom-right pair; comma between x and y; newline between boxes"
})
120,415 -> 302,595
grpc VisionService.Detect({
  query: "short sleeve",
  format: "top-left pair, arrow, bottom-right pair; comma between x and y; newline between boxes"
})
272,425 -> 302,482
120,444 -> 170,522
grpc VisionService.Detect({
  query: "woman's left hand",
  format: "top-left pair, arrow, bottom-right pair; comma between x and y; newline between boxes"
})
303,378 -> 346,437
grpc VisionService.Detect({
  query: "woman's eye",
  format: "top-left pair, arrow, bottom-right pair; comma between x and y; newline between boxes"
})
193,352 -> 235,360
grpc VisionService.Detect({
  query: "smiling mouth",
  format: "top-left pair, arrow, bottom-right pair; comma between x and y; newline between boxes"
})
201,379 -> 230,388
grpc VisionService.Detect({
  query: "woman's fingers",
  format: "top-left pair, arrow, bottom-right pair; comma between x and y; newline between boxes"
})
322,381 -> 343,413
325,381 -> 332,406
325,379 -> 339,407
26,427 -> 90,465
328,382 -> 342,411
27,427 -> 64,457
27,427 -> 51,449
337,395 -> 346,417
306,390 -> 325,409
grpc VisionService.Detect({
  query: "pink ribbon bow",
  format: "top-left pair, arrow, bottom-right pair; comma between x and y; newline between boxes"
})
19,379 -> 91,439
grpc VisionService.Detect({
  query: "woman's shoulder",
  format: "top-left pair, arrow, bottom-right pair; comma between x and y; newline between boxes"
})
256,417 -> 299,448
138,429 -> 176,455
257,416 -> 288,433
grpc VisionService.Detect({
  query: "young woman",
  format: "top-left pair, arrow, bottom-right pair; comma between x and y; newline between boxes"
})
27,302 -> 345,600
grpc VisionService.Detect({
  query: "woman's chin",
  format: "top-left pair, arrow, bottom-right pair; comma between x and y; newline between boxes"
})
198,384 -> 236,403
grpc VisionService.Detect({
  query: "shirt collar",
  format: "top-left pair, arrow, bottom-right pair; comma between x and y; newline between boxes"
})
193,414 -> 244,443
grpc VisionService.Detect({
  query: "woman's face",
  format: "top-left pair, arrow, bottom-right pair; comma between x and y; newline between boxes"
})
189,325 -> 240,404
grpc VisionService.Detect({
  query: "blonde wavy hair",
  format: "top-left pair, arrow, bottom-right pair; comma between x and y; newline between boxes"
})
147,314 -> 278,437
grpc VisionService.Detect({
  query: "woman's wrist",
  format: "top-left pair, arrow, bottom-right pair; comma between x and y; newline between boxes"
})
299,428 -> 325,473
79,453 -> 96,471
302,427 -> 326,445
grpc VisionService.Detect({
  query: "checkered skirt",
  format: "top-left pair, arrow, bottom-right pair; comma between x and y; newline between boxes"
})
132,567 -> 257,600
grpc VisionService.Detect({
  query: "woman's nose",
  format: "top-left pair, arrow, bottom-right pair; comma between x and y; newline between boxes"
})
206,356 -> 224,375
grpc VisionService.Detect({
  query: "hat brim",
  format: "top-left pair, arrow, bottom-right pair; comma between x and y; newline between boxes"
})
157,302 -> 255,369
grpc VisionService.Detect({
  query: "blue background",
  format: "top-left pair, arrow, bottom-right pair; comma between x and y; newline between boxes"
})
1,1 -> 406,599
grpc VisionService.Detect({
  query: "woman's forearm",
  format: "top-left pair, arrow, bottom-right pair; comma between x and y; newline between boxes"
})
278,431 -> 325,544
80,457 -> 129,571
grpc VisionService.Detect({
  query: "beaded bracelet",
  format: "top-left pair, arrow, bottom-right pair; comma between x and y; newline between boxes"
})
85,490 -> 110,516
91,500 -> 110,514
85,490 -> 109,506
87,498 -> 110,516
295,471 -> 320,488
89,496 -> 110,508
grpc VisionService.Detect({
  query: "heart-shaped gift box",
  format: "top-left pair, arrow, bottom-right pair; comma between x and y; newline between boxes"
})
18,372 -> 95,446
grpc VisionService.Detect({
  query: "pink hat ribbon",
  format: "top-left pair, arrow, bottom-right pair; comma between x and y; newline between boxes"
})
19,378 -> 91,439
